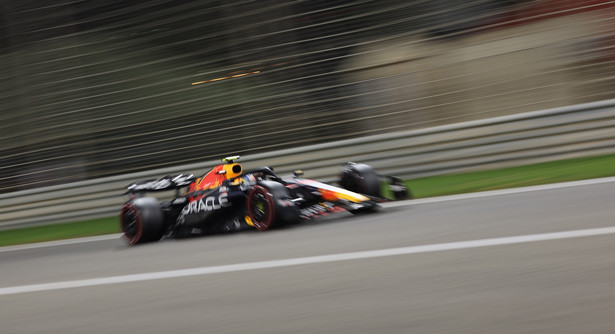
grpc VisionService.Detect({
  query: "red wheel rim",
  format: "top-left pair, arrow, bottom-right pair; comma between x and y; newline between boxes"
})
119,203 -> 143,245
247,186 -> 275,231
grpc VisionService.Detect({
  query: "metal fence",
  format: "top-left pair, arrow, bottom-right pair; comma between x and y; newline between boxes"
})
1,99 -> 614,230
1,0 -> 615,193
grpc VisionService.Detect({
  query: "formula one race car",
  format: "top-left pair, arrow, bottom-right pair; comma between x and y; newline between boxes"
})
119,156 -> 409,245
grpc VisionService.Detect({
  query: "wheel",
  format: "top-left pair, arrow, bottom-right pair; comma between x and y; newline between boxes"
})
339,163 -> 382,198
246,181 -> 299,231
247,185 -> 276,231
119,197 -> 165,245
388,176 -> 411,200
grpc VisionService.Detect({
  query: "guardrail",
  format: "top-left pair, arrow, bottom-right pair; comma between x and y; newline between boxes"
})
1,99 -> 614,230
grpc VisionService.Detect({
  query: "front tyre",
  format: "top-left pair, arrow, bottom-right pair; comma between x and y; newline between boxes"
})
339,162 -> 382,198
246,181 -> 299,231
247,185 -> 276,231
119,197 -> 165,246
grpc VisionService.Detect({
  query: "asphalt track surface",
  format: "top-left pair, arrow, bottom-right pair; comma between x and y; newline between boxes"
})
1,179 -> 614,333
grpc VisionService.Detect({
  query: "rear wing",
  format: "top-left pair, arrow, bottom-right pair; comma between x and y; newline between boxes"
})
125,174 -> 195,194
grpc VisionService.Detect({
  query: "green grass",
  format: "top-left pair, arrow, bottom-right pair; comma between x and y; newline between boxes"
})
0,217 -> 119,247
1,153 -> 614,247
403,154 -> 615,198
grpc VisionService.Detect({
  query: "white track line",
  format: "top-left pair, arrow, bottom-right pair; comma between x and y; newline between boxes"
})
1,226 -> 615,296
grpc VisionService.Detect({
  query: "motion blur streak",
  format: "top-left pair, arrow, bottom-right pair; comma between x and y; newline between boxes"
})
1,0 -> 614,192
192,70 -> 261,85
2,226 -> 615,296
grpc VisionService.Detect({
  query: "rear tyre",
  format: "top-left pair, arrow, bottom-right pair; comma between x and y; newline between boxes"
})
119,197 -> 165,246
339,163 -> 382,198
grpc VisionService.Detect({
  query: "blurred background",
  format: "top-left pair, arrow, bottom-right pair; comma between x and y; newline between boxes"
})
1,0 -> 614,193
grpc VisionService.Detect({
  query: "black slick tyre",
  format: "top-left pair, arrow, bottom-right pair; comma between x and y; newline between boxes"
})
339,163 -> 382,198
247,181 -> 298,231
247,185 -> 276,231
119,197 -> 165,246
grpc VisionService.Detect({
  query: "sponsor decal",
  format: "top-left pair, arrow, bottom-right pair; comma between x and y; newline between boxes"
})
295,179 -> 370,202
277,199 -> 295,207
128,173 -> 194,192
128,179 -> 171,191
171,174 -> 194,187
300,202 -> 338,218
182,193 -> 231,215
173,198 -> 188,205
